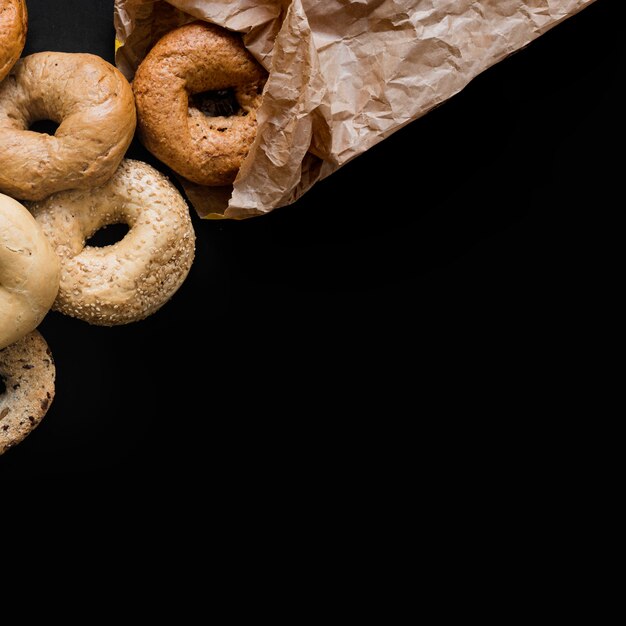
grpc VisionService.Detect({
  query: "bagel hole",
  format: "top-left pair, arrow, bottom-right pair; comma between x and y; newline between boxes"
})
86,223 -> 130,248
29,119 -> 60,136
190,88 -> 240,118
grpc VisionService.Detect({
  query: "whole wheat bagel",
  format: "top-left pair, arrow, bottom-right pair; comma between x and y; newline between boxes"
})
0,51 -> 136,201
0,330 -> 55,455
29,159 -> 196,326
0,0 -> 27,83
0,193 -> 60,350
133,21 -> 267,186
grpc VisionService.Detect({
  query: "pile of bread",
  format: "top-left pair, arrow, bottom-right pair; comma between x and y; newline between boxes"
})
0,0 -> 267,454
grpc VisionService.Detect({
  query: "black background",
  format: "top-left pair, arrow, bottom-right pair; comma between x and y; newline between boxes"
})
0,0 -> 621,480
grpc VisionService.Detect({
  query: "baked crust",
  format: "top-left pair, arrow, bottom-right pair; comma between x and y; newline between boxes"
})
0,0 -> 27,83
0,330 -> 55,456
29,159 -> 195,326
133,21 -> 267,186
0,193 -> 60,350
0,52 -> 136,201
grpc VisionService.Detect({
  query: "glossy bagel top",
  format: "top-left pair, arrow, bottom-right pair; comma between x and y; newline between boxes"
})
0,51 -> 137,201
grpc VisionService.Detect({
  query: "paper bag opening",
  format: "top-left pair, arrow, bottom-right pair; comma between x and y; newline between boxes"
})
114,0 -> 596,220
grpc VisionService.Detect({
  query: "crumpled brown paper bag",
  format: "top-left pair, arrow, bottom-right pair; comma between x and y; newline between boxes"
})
114,0 -> 596,220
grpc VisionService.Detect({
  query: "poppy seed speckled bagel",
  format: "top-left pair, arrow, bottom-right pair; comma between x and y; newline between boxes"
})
0,0 -> 27,83
133,21 -> 267,187
0,193 -> 60,350
0,330 -> 55,456
0,51 -> 136,201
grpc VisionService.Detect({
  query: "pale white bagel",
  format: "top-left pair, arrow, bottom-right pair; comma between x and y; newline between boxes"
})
0,193 -> 60,350
0,330 -> 55,455
28,159 -> 196,326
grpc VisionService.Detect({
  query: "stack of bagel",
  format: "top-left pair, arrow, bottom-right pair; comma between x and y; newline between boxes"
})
0,1 -> 267,455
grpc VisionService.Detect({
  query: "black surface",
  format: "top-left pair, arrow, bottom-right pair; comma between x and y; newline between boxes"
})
1,0 -> 622,479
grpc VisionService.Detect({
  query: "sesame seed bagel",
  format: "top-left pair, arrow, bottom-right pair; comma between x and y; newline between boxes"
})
0,0 -> 27,83
0,51 -> 136,201
28,159 -> 196,326
133,21 -> 267,186
0,330 -> 55,456
0,193 -> 60,350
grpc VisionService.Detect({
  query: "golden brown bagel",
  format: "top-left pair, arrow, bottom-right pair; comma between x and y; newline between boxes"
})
0,193 -> 60,350
0,52 -> 136,201
29,159 -> 196,326
0,330 -> 55,456
133,21 -> 267,186
0,0 -> 27,83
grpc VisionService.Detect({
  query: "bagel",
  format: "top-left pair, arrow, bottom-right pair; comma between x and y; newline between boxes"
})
0,330 -> 55,456
0,0 -> 27,83
0,193 -> 60,350
133,21 -> 267,186
0,51 -> 136,201
28,159 -> 196,326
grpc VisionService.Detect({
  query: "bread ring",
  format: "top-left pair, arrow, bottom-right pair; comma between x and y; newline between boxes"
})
28,159 -> 196,326
0,0 -> 27,83
0,51 -> 136,201
0,330 -> 55,456
133,21 -> 267,186
0,193 -> 60,350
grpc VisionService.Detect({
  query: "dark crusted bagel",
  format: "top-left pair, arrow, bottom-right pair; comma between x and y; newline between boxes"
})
133,21 -> 267,186
0,0 -> 27,83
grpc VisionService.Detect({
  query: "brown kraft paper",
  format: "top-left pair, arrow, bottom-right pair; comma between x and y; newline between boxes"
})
114,0 -> 597,220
